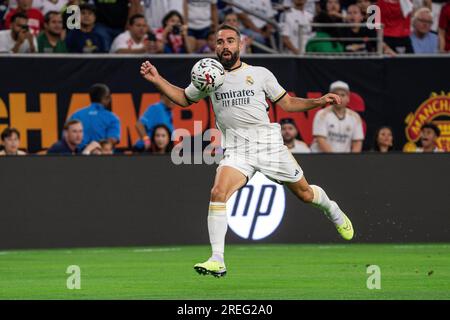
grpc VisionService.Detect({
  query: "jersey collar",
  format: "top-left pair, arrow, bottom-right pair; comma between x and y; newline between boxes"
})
225,62 -> 245,73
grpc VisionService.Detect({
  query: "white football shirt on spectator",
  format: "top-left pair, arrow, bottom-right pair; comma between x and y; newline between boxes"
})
41,0 -> 67,15
310,106 -> 364,153
234,0 -> 275,29
110,30 -> 145,53
283,0 -> 319,17
289,140 -> 311,153
187,0 -> 217,30
0,29 -> 37,53
280,7 -> 313,53
143,0 -> 184,31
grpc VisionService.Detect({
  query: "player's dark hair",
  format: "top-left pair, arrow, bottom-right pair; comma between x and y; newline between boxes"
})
162,10 -> 184,28
11,12 -> 28,24
372,126 -> 394,152
421,122 -> 440,137
129,13 -> 145,26
1,127 -> 20,141
79,3 -> 96,14
150,124 -> 173,153
63,119 -> 82,131
44,11 -> 61,24
216,23 -> 241,38
89,83 -> 110,103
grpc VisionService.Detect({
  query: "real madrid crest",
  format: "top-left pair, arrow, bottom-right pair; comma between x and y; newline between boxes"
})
246,76 -> 254,86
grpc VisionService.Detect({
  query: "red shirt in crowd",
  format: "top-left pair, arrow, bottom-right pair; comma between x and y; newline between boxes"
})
378,0 -> 411,38
439,2 -> 450,51
4,8 -> 44,36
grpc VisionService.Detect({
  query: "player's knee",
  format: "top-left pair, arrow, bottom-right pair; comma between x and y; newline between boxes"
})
210,186 -> 227,202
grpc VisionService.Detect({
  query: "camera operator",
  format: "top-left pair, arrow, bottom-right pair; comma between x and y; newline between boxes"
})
0,12 -> 36,53
155,10 -> 193,54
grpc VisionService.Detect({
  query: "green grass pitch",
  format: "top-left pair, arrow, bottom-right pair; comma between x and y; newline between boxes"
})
0,244 -> 449,300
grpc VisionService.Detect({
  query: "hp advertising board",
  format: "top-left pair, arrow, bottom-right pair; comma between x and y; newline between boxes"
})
227,172 -> 286,240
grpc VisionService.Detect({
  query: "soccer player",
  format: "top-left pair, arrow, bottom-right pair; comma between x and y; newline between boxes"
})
140,24 -> 354,278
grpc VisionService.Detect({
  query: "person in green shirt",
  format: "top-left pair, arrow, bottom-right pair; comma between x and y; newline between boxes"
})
37,11 -> 67,53
306,11 -> 344,53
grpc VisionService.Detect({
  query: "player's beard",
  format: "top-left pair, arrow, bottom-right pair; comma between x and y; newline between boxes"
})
218,49 -> 239,70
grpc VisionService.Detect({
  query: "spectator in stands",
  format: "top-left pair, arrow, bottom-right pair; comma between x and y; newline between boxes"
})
99,139 -> 114,155
92,0 -> 142,51
47,119 -> 103,155
356,0 -> 372,19
0,12 -> 37,52
378,0 -> 414,53
37,11 -> 67,53
0,0 -> 8,30
306,12 -> 344,53
311,80 -> 364,153
283,0 -> 320,17
197,30 -> 215,53
155,10 -> 193,53
416,123 -> 442,152
69,83 -> 121,148
280,118 -> 311,153
4,0 -> 45,36
410,7 -> 438,53
223,11 -> 251,54
148,124 -> 173,154
341,4 -> 377,53
41,0 -> 67,15
372,126 -> 394,152
65,3 -> 106,53
0,128 -> 26,155
142,0 -> 183,32
235,0 -> 277,49
110,14 -> 157,54
185,0 -> 218,52
281,0 -> 314,54
135,94 -> 174,151
325,0 -> 344,21
438,0 -> 450,52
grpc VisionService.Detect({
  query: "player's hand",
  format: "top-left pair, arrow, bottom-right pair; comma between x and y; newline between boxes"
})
140,61 -> 160,83
319,93 -> 341,106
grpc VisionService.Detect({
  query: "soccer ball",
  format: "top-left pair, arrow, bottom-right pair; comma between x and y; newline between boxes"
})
191,58 -> 225,93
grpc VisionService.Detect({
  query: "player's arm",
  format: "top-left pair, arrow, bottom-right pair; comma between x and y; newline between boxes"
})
315,136 -> 333,153
140,61 -> 191,107
351,140 -> 363,153
277,93 -> 341,112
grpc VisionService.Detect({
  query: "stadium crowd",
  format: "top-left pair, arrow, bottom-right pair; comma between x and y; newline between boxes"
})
0,0 -> 449,54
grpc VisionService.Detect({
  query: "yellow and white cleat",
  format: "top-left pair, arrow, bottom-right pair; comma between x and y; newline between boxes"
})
194,260 -> 227,278
336,213 -> 354,240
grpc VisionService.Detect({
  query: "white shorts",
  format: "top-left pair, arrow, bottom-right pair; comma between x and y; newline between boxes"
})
218,143 -> 303,184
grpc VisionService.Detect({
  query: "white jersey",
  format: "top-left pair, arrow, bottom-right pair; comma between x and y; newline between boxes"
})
289,140 -> 311,153
310,106 -> 364,153
280,7 -> 313,53
187,0 -> 217,30
110,31 -> 145,53
185,62 -> 287,150
234,0 -> 275,29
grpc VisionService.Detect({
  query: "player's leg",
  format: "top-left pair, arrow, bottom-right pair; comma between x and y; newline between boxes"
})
285,177 -> 354,240
194,165 -> 248,277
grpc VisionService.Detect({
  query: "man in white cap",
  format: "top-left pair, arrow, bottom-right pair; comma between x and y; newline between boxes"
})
310,81 -> 364,153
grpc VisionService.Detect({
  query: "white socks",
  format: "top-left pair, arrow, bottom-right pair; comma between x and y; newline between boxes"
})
207,202 -> 227,263
310,185 -> 345,226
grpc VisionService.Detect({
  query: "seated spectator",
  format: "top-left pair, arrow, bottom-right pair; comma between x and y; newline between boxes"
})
356,0 -> 372,20
378,0 -> 414,53
37,11 -> 67,53
197,30 -> 215,53
110,14 -> 157,54
410,7 -> 438,53
283,0 -> 320,17
223,12 -> 251,54
281,0 -> 314,54
69,83 -> 121,148
0,127 -> 26,155
155,10 -> 193,53
372,126 -> 394,152
325,0 -> 344,21
306,12 -> 344,53
4,0 -> 45,36
65,3 -> 106,53
148,124 -> 173,154
47,119 -> 102,155
416,122 -> 443,152
341,4 -> 377,53
235,0 -> 277,49
142,0 -> 183,31
41,0 -> 67,15
135,93 -> 174,151
0,12 -> 37,53
280,118 -> 311,153
438,0 -> 450,52
99,139 -> 114,155
185,0 -> 218,52
311,80 -> 364,153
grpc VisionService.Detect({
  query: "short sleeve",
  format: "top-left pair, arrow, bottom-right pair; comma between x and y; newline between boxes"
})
107,114 -> 121,142
262,69 -> 286,103
109,34 -> 125,53
184,82 -> 209,104
352,114 -> 364,141
312,110 -> 328,137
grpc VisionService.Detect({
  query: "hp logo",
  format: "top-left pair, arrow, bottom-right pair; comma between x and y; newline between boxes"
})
227,172 -> 286,240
